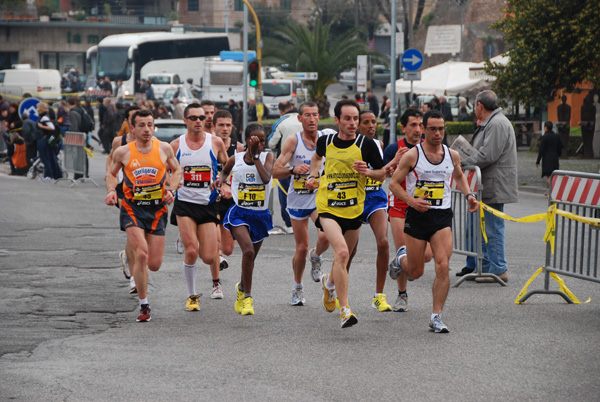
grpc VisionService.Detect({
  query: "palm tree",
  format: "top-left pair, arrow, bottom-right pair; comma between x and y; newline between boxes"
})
264,19 -> 376,115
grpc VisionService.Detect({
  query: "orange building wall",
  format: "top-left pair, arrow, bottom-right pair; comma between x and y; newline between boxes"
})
547,85 -> 593,127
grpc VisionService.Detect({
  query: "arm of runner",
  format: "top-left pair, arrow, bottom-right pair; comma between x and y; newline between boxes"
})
272,134 -> 298,179
162,142 -> 181,204
213,135 -> 229,165
105,136 -> 123,174
450,149 -> 479,213
305,152 -> 323,191
211,155 -> 235,191
389,148 -> 430,213
352,160 -> 387,182
236,141 -> 245,153
105,146 -> 127,206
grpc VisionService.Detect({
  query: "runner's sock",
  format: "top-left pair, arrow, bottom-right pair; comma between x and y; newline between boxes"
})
139,298 -> 148,306
183,263 -> 197,297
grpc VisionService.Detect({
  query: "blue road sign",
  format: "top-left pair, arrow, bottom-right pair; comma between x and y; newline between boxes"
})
401,49 -> 423,71
19,98 -> 41,123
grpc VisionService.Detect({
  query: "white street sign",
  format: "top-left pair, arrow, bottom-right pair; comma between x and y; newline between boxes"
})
403,71 -> 421,81
357,55 -> 368,92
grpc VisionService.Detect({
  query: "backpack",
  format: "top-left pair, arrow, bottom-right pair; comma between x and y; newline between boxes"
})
47,119 -> 62,147
78,107 -> 94,133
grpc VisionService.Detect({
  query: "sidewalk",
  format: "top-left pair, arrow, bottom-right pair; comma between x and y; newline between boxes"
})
517,150 -> 600,194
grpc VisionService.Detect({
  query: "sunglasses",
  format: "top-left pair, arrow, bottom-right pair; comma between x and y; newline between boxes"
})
186,115 -> 206,121
425,126 -> 445,133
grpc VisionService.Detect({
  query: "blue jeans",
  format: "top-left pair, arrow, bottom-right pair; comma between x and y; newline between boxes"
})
466,203 -> 507,274
278,176 -> 292,228
37,137 -> 62,179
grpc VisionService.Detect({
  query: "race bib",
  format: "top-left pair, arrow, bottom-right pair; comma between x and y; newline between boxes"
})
365,177 -> 382,192
183,165 -> 211,188
293,173 -> 314,195
133,184 -> 163,206
414,180 -> 444,206
326,181 -> 358,207
237,183 -> 266,207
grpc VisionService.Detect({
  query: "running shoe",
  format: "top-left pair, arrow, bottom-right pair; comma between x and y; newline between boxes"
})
219,255 -> 228,270
340,305 -> 358,328
119,250 -> 130,279
283,226 -> 294,235
309,248 -> 323,282
241,297 -> 254,315
291,287 -> 306,306
176,234 -> 184,254
392,293 -> 408,312
372,293 -> 392,312
234,282 -> 244,314
136,304 -> 151,322
429,314 -> 450,333
211,282 -> 224,299
186,295 -> 200,311
129,276 -> 137,294
321,274 -> 336,312
389,246 -> 406,280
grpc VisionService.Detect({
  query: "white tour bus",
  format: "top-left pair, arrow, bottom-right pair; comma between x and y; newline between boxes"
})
86,31 -> 231,99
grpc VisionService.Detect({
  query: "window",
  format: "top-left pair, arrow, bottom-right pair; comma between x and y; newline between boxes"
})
485,43 -> 495,60
0,73 -> 5,84
188,0 -> 199,12
234,0 -> 243,11
281,0 -> 291,11
0,52 -> 19,70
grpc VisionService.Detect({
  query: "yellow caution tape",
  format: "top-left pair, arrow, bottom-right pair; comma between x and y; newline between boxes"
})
84,147 -> 94,159
515,267 -> 591,304
273,178 -> 288,195
479,202 -> 547,243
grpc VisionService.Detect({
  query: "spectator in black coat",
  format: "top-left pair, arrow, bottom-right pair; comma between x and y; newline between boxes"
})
536,121 -> 564,188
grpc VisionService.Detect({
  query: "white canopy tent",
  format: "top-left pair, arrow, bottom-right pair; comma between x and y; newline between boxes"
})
387,60 -> 489,97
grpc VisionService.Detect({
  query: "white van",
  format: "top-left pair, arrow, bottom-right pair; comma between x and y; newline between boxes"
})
0,67 -> 62,101
146,73 -> 183,99
262,79 -> 303,118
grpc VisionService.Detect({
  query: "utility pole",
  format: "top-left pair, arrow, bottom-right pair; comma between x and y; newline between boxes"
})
242,5 -> 248,134
390,0 -> 397,141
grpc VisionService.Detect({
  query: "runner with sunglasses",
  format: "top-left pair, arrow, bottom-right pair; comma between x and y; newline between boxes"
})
170,103 -> 229,312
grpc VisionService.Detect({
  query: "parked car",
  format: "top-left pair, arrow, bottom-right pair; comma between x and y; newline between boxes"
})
337,65 -> 390,90
154,119 -> 186,143
338,68 -> 356,90
162,87 -> 194,110
371,65 -> 391,88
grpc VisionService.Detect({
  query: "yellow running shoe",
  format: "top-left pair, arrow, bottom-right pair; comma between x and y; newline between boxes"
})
321,274 -> 336,312
234,282 -> 244,314
340,305 -> 358,328
241,296 -> 254,315
372,293 -> 392,312
186,295 -> 200,311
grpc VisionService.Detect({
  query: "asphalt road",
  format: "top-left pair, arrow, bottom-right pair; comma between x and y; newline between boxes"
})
1,150 -> 599,401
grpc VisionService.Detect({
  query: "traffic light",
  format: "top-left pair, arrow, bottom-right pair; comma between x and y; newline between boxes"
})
248,58 -> 259,88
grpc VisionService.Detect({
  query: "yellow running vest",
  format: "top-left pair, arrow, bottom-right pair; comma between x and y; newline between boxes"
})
316,136 -> 366,219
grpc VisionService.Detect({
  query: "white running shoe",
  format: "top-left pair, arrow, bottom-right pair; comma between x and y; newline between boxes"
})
219,255 -> 228,270
129,276 -> 137,294
176,234 -> 184,254
211,282 -> 224,299
119,250 -> 130,280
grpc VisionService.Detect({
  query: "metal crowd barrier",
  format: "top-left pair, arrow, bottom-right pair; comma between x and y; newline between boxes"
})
58,131 -> 98,188
450,166 -> 490,287
517,170 -> 600,303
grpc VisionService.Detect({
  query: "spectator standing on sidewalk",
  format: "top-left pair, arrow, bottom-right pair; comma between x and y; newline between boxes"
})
536,121 -> 563,188
461,90 -> 518,283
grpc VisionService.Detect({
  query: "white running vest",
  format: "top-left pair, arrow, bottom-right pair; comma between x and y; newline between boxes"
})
231,152 -> 272,211
405,144 -> 454,209
287,130 -> 326,210
176,133 -> 219,205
